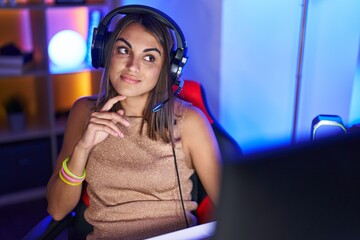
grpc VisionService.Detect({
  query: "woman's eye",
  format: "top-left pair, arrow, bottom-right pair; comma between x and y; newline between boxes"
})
144,55 -> 155,62
118,47 -> 129,55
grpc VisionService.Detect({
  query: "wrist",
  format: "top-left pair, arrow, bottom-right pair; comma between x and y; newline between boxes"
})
66,144 -> 90,176
74,140 -> 92,155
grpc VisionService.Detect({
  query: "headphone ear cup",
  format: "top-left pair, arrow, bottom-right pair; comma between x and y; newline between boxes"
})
170,48 -> 187,83
91,27 -> 101,68
91,28 -> 110,68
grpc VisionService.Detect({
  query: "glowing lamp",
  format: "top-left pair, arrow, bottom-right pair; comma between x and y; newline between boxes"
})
48,30 -> 87,69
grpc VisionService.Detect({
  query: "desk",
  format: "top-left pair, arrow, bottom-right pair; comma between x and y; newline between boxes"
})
146,221 -> 216,240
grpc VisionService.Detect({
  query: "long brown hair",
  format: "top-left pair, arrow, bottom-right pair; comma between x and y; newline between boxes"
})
95,13 -> 176,144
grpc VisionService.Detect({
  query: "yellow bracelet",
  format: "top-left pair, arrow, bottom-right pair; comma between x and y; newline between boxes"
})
62,157 -> 86,180
59,171 -> 82,186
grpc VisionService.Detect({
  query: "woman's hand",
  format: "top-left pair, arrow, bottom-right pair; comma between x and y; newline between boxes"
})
77,95 -> 130,151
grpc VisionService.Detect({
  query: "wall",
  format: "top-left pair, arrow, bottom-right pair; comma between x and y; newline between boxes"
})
220,0 -> 360,153
221,0 -> 301,153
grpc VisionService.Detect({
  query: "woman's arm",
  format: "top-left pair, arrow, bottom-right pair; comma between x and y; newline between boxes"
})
182,106 -> 222,205
46,97 -> 93,220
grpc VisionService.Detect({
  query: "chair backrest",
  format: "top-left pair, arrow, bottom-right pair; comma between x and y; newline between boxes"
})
71,80 -> 243,238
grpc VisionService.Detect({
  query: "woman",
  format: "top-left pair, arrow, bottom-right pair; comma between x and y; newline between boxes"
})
47,5 -> 221,239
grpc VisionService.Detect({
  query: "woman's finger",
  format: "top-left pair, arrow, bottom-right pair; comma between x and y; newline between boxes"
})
91,111 -> 130,127
87,119 -> 124,138
101,95 -> 127,112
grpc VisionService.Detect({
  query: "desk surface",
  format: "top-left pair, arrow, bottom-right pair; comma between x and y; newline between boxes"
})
146,221 -> 216,240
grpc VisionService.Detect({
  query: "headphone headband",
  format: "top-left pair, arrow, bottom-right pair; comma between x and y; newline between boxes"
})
91,4 -> 188,83
101,5 -> 187,50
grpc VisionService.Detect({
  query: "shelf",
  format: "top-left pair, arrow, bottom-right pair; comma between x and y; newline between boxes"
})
0,67 -> 49,78
50,63 -> 97,75
0,1 -> 106,10
46,2 -> 106,8
0,186 -> 46,207
0,126 -> 51,144
0,0 -> 111,203
0,4 -> 44,10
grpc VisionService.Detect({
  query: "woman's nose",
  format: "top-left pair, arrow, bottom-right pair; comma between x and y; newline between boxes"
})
127,55 -> 140,72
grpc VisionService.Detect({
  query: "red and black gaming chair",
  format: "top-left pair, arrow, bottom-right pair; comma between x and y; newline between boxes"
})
24,80 -> 243,240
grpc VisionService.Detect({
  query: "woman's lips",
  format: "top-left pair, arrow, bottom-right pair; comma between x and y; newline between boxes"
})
121,74 -> 140,84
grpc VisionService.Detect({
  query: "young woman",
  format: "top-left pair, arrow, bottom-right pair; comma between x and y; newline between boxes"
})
46,5 -> 221,239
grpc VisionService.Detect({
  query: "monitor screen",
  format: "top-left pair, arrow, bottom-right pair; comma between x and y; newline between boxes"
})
214,133 -> 360,240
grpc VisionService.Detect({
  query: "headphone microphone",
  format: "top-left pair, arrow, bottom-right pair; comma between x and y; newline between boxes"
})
152,99 -> 169,113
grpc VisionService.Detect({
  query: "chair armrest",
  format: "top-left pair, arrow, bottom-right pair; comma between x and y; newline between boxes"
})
23,213 -> 74,240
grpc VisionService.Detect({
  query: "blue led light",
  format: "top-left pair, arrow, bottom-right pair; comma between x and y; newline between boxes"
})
86,10 -> 101,66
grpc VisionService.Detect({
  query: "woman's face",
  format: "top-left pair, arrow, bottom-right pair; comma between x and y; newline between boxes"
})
109,23 -> 165,100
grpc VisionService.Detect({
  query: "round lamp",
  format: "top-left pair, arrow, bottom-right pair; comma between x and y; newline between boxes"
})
48,30 -> 87,69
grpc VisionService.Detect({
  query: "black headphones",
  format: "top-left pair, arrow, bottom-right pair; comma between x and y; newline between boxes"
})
91,4 -> 188,85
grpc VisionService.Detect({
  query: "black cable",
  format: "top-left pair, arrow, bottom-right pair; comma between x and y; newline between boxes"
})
172,147 -> 190,228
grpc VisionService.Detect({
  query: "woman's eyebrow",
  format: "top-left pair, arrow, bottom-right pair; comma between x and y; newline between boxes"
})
117,37 -> 132,48
116,37 -> 161,56
144,48 -> 161,56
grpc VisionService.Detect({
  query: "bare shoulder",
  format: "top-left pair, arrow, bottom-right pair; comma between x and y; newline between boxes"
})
70,96 -> 96,116
183,104 -> 210,127
175,99 -> 208,124
67,96 -> 96,125
181,104 -> 214,147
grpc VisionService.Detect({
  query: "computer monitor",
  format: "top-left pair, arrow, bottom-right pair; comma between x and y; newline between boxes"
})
214,133 -> 360,240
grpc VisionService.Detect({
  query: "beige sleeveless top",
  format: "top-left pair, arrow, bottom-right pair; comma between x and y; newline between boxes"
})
84,100 -> 198,240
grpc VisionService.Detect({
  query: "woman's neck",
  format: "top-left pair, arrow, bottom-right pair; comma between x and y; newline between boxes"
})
121,97 -> 146,117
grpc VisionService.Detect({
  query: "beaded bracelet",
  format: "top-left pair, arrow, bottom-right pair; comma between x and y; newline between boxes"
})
62,157 -> 86,180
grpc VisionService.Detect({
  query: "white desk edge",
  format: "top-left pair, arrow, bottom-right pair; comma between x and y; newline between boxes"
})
146,221 -> 216,240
